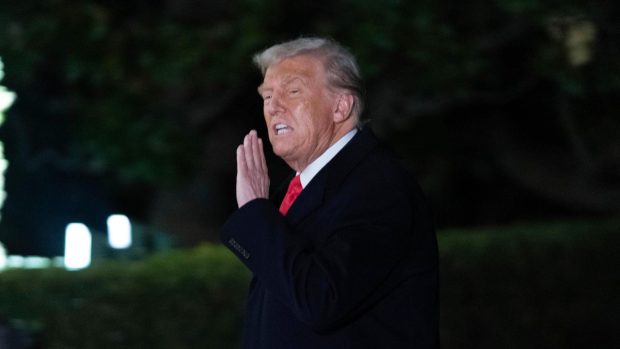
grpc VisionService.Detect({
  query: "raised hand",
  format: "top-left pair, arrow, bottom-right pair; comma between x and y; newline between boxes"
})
236,130 -> 270,208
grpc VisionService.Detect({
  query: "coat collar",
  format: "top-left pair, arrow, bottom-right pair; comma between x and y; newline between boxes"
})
284,126 -> 380,225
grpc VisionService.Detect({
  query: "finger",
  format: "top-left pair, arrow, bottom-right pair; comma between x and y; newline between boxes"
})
243,133 -> 255,171
250,131 -> 264,172
258,137 -> 268,173
236,144 -> 247,176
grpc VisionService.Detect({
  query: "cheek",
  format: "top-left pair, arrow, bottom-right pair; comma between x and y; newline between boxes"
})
291,101 -> 306,119
263,108 -> 269,122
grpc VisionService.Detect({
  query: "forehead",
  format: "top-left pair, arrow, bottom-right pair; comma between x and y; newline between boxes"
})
261,55 -> 326,87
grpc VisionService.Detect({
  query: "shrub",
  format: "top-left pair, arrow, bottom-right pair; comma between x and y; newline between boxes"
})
0,218 -> 618,348
439,218 -> 620,348
0,245 -> 250,349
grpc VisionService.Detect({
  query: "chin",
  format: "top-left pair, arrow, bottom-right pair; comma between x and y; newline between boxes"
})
271,138 -> 287,151
272,146 -> 289,158
273,145 -> 295,162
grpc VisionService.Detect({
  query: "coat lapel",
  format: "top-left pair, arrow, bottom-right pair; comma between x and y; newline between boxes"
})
283,127 -> 379,225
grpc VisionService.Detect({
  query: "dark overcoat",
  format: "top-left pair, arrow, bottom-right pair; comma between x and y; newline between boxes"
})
222,128 -> 439,349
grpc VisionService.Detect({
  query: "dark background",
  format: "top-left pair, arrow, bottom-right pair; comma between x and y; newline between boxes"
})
0,0 -> 618,256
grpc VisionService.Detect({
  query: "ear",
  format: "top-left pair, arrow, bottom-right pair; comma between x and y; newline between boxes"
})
333,93 -> 354,123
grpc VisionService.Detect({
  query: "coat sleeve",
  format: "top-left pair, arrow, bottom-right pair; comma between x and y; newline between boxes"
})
220,178 -> 422,332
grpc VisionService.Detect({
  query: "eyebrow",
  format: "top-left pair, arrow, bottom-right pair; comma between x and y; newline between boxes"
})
257,76 -> 306,95
283,76 -> 305,87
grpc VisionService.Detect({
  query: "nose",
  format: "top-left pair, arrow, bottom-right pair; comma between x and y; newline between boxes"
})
265,92 -> 285,117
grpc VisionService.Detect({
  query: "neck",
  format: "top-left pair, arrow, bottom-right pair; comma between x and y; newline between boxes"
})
287,124 -> 357,172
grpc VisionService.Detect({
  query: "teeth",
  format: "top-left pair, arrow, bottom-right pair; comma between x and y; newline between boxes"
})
275,123 -> 290,135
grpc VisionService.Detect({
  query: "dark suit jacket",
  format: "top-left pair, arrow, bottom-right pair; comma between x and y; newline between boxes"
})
221,127 -> 439,349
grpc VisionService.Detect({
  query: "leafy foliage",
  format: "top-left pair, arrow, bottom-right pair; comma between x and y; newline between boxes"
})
440,219 -> 620,348
0,244 -> 251,349
0,0 -> 618,230
0,219 -> 618,348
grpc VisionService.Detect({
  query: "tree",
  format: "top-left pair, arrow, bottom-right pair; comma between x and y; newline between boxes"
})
0,0 -> 618,253
0,57 -> 16,221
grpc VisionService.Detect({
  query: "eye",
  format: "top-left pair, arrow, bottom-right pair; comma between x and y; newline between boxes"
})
289,89 -> 300,95
262,94 -> 272,101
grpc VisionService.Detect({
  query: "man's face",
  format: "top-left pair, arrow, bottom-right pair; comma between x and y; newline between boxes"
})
258,55 -> 338,172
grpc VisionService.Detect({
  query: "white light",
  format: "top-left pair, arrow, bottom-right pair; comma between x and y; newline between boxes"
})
0,242 -> 6,271
64,223 -> 92,270
0,87 -> 16,112
23,256 -> 51,269
107,214 -> 132,249
7,255 -> 24,268
52,256 -> 65,268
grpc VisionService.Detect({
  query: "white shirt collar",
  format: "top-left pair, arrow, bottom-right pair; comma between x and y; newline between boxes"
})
299,128 -> 358,188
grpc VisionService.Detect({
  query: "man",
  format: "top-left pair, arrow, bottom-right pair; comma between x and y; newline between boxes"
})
221,37 -> 438,348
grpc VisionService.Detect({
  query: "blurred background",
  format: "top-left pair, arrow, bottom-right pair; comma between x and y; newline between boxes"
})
0,0 -> 618,348
0,0 -> 619,254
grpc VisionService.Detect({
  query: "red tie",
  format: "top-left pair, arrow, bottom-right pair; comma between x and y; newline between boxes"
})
279,175 -> 302,215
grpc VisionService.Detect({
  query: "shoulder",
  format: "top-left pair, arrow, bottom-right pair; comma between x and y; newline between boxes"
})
351,130 -> 415,192
328,133 -> 416,208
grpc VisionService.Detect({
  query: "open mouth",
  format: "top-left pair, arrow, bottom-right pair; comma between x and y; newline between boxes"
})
274,123 -> 292,135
